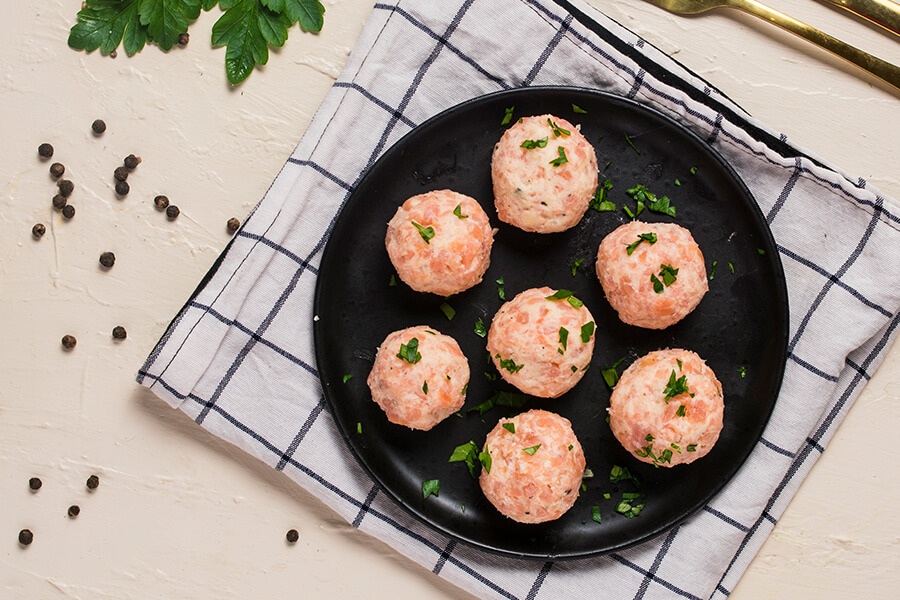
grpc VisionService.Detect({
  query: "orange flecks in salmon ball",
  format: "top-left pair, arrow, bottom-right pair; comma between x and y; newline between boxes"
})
596,221 -> 708,329
367,326 -> 469,431
491,115 -> 598,233
608,348 -> 724,467
480,409 -> 586,523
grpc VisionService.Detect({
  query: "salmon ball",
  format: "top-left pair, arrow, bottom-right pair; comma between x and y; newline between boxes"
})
596,221 -> 708,329
491,114 -> 598,233
486,287 -> 596,398
480,409 -> 586,524
608,349 -> 724,467
367,326 -> 469,431
385,190 -> 495,296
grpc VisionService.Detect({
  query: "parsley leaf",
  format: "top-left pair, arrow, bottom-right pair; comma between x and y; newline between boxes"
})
580,321 -> 594,343
547,118 -> 571,137
626,184 -> 676,218
422,380 -> 429,394
624,134 -> 641,154
439,302 -> 456,321
520,137 -> 548,149
396,338 -> 422,364
650,273 -> 664,294
558,327 -> 569,353
572,104 -> 588,114
467,389 -> 530,416
501,106 -> 515,125
710,260 -> 718,280
68,0 -> 147,56
545,289 -> 583,308
738,366 -> 747,378
601,357 -> 626,389
522,444 -> 541,455
496,354 -> 524,374
570,258 -> 585,276
479,446 -> 492,473
549,146 -> 569,167
591,506 -> 602,524
590,180 -> 616,212
449,441 -> 479,477
474,317 -> 487,338
342,374 -> 352,383
687,444 -> 698,452
676,404 -> 686,417
502,422 -> 516,434
496,277 -> 505,300
626,232 -> 657,256
659,263 -> 679,286
615,493 -> 645,517
422,479 -> 439,499
411,221 -> 435,244
452,203 -> 468,219
663,369 -> 692,402
609,464 -> 641,487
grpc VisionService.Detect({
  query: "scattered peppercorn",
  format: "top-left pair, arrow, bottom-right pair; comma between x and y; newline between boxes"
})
50,162 -> 65,178
227,218 -> 240,234
61,334 -> 77,350
86,474 -> 99,490
166,205 -> 180,220
286,529 -> 299,543
58,179 -> 74,197
32,223 -> 46,238
28,477 -> 42,491
115,180 -> 129,196
123,154 -> 141,170
62,204 -> 76,219
112,326 -> 127,340
110,50 -> 117,59
153,195 -> 169,210
91,119 -> 106,135
67,505 -> 81,518
178,32 -> 190,46
114,166 -> 129,182
99,251 -> 116,268
18,529 -> 33,546
52,194 -> 67,210
38,143 -> 53,159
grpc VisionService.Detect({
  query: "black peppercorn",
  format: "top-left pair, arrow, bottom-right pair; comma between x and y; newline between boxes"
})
67,505 -> 81,518
61,334 -> 77,350
32,223 -> 46,238
286,529 -> 299,543
99,251 -> 116,268
38,143 -> 53,159
114,166 -> 129,182
62,204 -> 75,219
115,180 -> 129,196
112,326 -> 127,340
58,179 -> 74,197
18,529 -> 33,546
86,474 -> 99,490
123,154 -> 141,170
50,162 -> 65,178
227,218 -> 240,234
52,194 -> 67,210
92,119 -> 106,134
28,477 -> 42,491
178,32 -> 190,46
166,205 -> 180,220
153,195 -> 169,210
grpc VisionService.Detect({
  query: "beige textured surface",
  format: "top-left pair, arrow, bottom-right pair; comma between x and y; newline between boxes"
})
1,1 -> 897,598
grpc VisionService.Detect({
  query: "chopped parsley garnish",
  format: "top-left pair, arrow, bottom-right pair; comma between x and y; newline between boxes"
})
449,441 -> 479,477
522,444 -> 541,456
580,321 -> 595,343
545,289 -> 583,308
757,248 -> 766,255
690,166 -> 698,174
397,338 -> 422,364
549,146 -> 568,167
422,381 -> 429,395
609,464 -> 641,487
626,232 -> 657,256
675,179 -> 681,186
645,433 -> 655,442
501,106 -> 515,125
659,449 -> 674,464
601,357 -> 626,389
738,366 -> 747,378
453,204 -> 468,219
568,444 -> 573,451
583,468 -> 594,480
572,104 -> 588,114
342,374 -> 353,383
590,179 -> 615,212
571,366 -> 577,372
520,137 -> 548,149
729,262 -> 735,274
547,118 -> 571,137
626,184 -> 676,218
710,260 -> 718,280
676,358 -> 683,371
502,422 -> 516,434
651,273 -> 664,294
623,205 -> 636,219
659,264 -> 679,287
624,134 -> 641,154
615,492 -> 645,518
591,506 -> 602,524
389,273 -> 398,287
479,446 -> 492,473
558,327 -> 569,353
676,404 -> 686,417
496,354 -> 524,374
496,277 -> 505,300
687,444 -> 698,452
467,390 -> 530,416
663,369 -> 693,402
357,422 -> 362,434
439,302 -> 456,321
422,479 -> 440,499
474,317 -> 487,338
571,257 -> 585,276
411,221 -> 435,244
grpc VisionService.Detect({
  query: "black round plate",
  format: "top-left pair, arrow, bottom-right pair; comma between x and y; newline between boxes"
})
313,87 -> 788,559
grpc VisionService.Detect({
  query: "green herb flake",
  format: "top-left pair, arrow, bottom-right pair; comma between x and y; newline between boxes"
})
342,374 -> 353,383
357,422 -> 362,434
583,468 -> 594,480
651,273 -> 664,294
615,493 -> 645,518
422,479 -> 440,499
547,118 -> 571,137
738,366 -> 747,378
422,381 -> 429,395
389,273 -> 398,287
572,104 -> 588,114
580,321 -> 595,343
659,264 -> 679,287
567,296 -> 584,308
496,277 -> 505,300
687,444 -> 698,452
591,506 -> 602,524
411,221 -> 435,244
549,146 -> 569,167
609,464 -> 641,487
626,232 -> 658,256
601,357 -> 626,389
623,205 -> 636,219
690,166 -> 698,174
710,260 -> 718,280
501,106 -> 515,125
571,365 -> 577,372
568,444 -> 573,451
453,204 -> 468,219
626,184 -> 676,218
520,137 -> 549,150
558,327 -> 569,353
644,433 -> 655,442
546,289 -> 574,301
496,354 -> 524,374
675,179 -> 681,186
502,422 -> 516,434
467,390 -> 530,416
624,134 -> 641,154
449,440 -> 479,477
590,179 -> 616,212
571,258 -> 585,276
439,302 -> 456,321
522,444 -> 542,456
663,370 -> 693,402
474,317 -> 487,338
479,446 -> 492,473
676,404 -> 686,417
397,338 -> 422,364
729,262 -> 735,274
757,248 -> 766,255
677,358 -> 683,371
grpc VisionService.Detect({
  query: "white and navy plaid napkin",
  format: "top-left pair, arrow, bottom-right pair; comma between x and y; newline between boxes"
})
138,1 -> 900,598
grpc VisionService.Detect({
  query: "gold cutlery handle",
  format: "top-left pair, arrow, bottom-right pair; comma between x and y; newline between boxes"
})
817,0 -> 900,37
732,0 -> 900,91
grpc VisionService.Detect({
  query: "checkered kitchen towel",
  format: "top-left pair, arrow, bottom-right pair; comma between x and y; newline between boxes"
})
138,0 -> 900,598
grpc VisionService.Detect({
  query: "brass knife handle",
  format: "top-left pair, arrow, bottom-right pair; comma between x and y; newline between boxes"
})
817,0 -> 900,37
731,0 -> 900,91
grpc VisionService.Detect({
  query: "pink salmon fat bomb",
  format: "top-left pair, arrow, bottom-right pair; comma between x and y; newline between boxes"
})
385,189 -> 495,296
491,114 -> 598,233
486,287 -> 596,398
609,349 -> 724,467
367,326 -> 470,431
480,409 -> 586,524
596,221 -> 708,329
